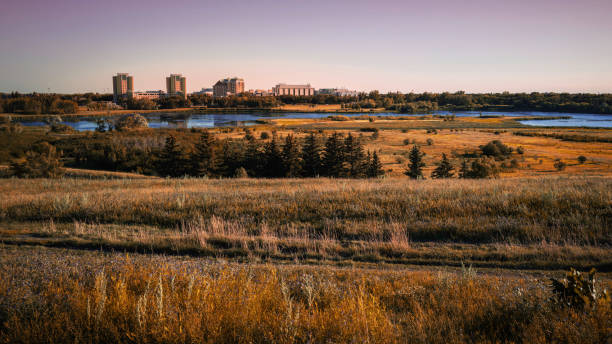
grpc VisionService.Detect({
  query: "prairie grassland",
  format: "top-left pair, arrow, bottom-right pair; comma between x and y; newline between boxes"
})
1,177 -> 610,270
248,120 -> 612,177
1,246 -> 610,344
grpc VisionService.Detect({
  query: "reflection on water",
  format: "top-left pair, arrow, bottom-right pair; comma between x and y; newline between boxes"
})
17,110 -> 612,131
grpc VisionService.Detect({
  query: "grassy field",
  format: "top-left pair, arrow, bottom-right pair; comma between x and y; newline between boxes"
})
1,177 -> 610,271
1,245 -> 610,343
1,116 -> 611,343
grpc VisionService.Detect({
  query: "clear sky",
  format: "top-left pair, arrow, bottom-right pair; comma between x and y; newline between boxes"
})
1,0 -> 611,94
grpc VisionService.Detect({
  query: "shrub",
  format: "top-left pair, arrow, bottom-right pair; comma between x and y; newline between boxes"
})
260,132 -> 270,139
554,160 -> 566,171
480,140 -> 513,159
49,123 -> 75,133
234,167 -> 248,178
516,146 -> 525,154
115,114 -> 148,131
403,139 -> 411,145
9,142 -> 64,178
426,138 -> 434,146
327,115 -> 350,121
371,131 -> 379,140
550,268 -> 610,310
359,127 -> 378,133
578,155 -> 587,164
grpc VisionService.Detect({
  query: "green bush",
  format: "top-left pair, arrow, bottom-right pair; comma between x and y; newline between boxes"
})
551,268 -> 610,310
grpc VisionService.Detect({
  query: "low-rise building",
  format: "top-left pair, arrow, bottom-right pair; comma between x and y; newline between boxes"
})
132,90 -> 164,100
317,88 -> 359,97
192,88 -> 213,96
272,83 -> 315,96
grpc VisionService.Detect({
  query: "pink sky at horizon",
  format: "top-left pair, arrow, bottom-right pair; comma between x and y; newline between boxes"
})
1,0 -> 611,94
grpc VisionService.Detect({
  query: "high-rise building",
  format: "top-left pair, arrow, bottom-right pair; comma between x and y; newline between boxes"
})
166,74 -> 187,98
213,77 -> 245,97
112,73 -> 133,103
272,83 -> 315,96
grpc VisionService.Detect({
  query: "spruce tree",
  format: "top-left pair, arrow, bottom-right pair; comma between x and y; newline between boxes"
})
244,137 -> 262,177
431,153 -> 455,179
404,145 -> 425,179
301,133 -> 322,177
321,132 -> 345,177
264,136 -> 283,177
191,130 -> 217,177
367,151 -> 384,178
158,135 -> 186,177
344,133 -> 367,178
281,134 -> 302,177
459,159 -> 470,179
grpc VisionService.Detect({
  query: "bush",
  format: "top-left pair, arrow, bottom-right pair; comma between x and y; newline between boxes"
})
359,127 -> 379,133
234,167 -> 248,178
480,140 -> 513,159
49,123 -> 75,133
260,132 -> 270,139
516,146 -> 525,154
554,160 -> 566,171
115,114 -> 148,131
403,139 -> 411,145
371,131 -> 380,140
327,115 -> 350,121
426,138 -> 434,146
550,268 -> 610,310
9,142 -> 64,178
578,155 -> 587,164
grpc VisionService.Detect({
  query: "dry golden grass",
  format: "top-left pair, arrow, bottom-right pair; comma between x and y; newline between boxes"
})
1,245 -> 610,344
0,177 -> 610,270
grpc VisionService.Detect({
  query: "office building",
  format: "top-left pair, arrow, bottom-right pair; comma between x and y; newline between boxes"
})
213,77 -> 245,97
112,73 -> 133,103
166,74 -> 187,98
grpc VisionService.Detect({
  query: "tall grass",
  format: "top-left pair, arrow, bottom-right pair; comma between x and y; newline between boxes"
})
1,246 -> 610,343
0,177 -> 609,245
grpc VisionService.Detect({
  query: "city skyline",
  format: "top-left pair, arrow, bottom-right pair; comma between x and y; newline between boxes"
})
1,0 -> 612,94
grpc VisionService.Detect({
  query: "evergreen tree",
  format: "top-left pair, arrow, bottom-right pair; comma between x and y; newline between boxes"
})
321,132 -> 345,177
243,137 -> 262,177
404,145 -> 425,179
281,134 -> 302,177
158,135 -> 187,177
301,133 -> 322,177
264,136 -> 283,177
367,151 -> 384,178
217,139 -> 242,178
459,159 -> 470,179
431,153 -> 455,179
344,133 -> 367,178
191,130 -> 217,177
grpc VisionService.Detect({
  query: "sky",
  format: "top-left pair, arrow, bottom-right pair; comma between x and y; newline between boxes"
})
1,0 -> 611,94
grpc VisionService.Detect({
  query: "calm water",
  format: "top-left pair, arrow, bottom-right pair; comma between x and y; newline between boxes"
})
17,110 -> 612,131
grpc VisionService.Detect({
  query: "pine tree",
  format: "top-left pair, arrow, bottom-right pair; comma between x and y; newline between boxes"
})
459,159 -> 470,179
301,133 -> 322,177
191,130 -> 217,177
404,145 -> 425,179
344,133 -> 367,178
158,135 -> 186,177
281,134 -> 302,177
244,137 -> 262,177
264,136 -> 283,177
431,153 -> 455,179
321,132 -> 345,177
367,151 -> 384,178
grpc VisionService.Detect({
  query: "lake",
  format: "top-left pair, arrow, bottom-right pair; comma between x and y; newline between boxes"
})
16,110 -> 612,131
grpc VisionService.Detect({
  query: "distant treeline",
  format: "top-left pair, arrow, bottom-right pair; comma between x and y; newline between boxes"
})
3,91 -> 611,114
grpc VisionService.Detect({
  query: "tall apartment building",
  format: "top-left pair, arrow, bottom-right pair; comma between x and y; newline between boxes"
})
166,74 -> 187,98
272,83 -> 315,96
213,77 -> 245,97
112,73 -> 134,103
